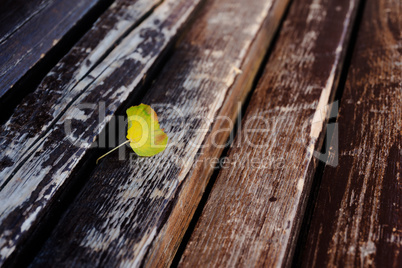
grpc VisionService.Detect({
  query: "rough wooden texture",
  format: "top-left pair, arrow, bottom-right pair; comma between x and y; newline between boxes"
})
30,0 -> 290,266
0,0 -> 201,265
0,0 -> 48,43
0,0 -> 160,187
0,0 -> 111,101
178,0 -> 361,267
299,0 -> 402,266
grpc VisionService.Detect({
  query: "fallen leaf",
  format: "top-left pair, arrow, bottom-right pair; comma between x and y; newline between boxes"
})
96,104 -> 168,164
126,103 -> 168,156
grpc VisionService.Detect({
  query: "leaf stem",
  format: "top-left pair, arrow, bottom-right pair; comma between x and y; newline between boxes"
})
96,140 -> 131,164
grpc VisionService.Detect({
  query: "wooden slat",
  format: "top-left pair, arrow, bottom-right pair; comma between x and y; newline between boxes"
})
0,0 -> 160,187
0,0 -> 110,102
29,0 -> 290,266
0,0 -> 201,265
0,0 -> 48,43
299,0 -> 402,266
178,0 -> 361,266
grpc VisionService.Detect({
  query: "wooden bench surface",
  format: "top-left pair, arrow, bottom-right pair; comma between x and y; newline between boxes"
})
179,0 -> 360,266
0,0 -> 114,113
298,0 -> 401,266
0,0 -> 400,267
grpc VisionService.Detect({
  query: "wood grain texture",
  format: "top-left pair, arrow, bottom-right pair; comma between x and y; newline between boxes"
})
30,0 -> 290,266
299,0 -> 402,267
0,0 -> 49,44
178,0 -> 361,267
0,0 -> 201,265
0,0 -> 110,101
0,0 -> 160,187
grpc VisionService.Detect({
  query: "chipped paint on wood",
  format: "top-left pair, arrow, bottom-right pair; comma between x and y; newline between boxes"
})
0,0 -> 202,265
30,0 -> 291,266
0,0 -> 160,186
178,0 -> 360,267
0,0 -> 108,100
300,0 -> 402,266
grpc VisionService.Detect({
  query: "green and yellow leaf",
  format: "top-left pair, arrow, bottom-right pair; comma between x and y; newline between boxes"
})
126,103 -> 168,157
96,103 -> 168,164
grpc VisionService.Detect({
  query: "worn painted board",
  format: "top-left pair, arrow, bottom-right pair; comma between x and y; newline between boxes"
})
0,0 -> 201,265
0,0 -> 161,186
178,0 -> 361,267
0,0 -> 112,101
30,0 -> 290,266
299,0 -> 402,266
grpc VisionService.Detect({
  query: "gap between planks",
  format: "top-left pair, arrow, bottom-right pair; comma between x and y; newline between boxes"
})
291,0 -> 367,265
0,0 -> 116,110
170,0 -> 294,265
299,0 -> 402,266
178,0 -> 361,266
0,0 -> 162,189
28,0 -> 291,266
0,0 -> 202,265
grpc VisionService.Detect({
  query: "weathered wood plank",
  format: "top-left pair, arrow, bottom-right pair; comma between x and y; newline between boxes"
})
299,0 -> 402,266
0,0 -> 201,265
0,0 -> 48,44
177,0 -> 361,267
0,0 -> 160,186
30,0 -> 290,266
0,0 -> 111,102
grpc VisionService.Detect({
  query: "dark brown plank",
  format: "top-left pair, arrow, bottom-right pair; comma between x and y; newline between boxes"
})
0,0 -> 199,265
177,0 -> 361,266
30,0 -> 290,266
0,0 -> 110,101
299,0 -> 402,266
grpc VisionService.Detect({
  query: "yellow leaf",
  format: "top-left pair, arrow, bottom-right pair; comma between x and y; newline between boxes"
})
96,104 -> 168,164
126,103 -> 168,156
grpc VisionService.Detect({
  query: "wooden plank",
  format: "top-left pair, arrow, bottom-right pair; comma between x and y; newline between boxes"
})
298,0 -> 402,266
0,0 -> 111,102
29,0 -> 291,266
0,0 -> 160,186
177,0 -> 361,267
0,0 -> 201,265
0,0 -> 49,43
